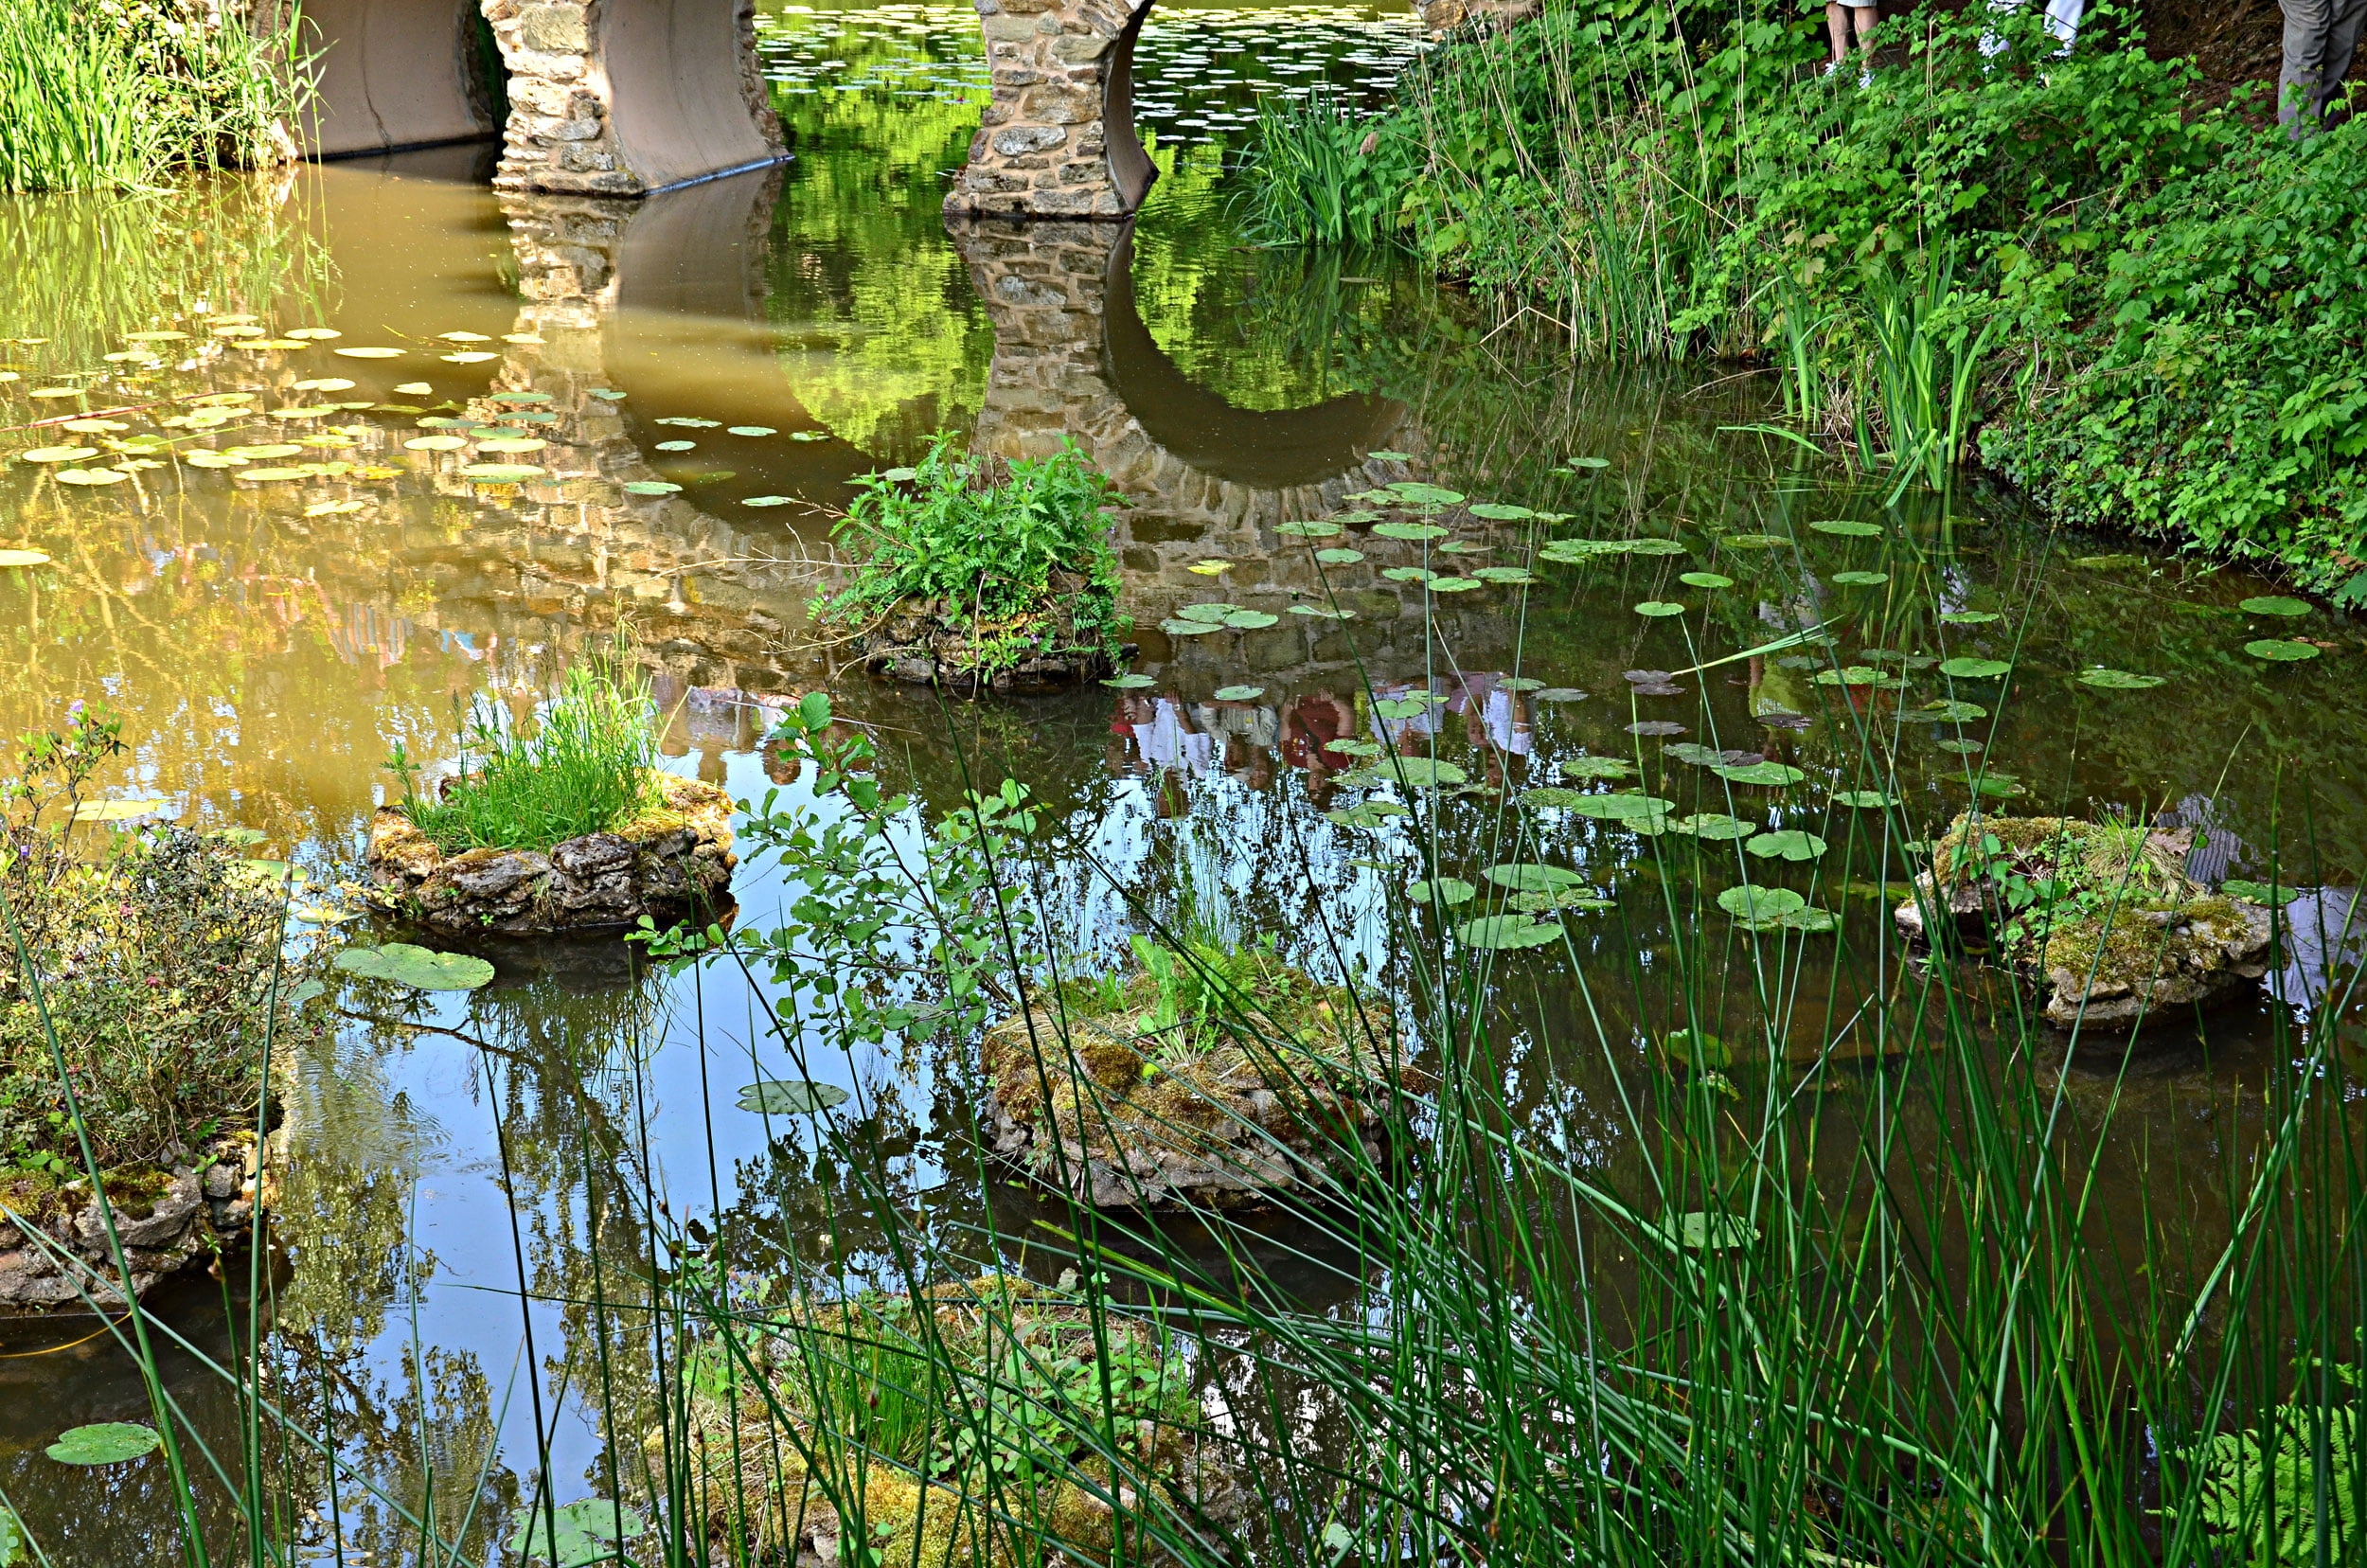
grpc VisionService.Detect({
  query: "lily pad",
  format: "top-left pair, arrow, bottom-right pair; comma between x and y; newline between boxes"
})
1290,604 -> 1354,620
727,426 -> 777,437
46,1422 -> 162,1466
404,435 -> 468,452
742,495 -> 793,508
1831,570 -> 1890,586
332,347 -> 404,359
1455,914 -> 1562,951
1808,519 -> 1882,537
1679,571 -> 1734,589
1103,673 -> 1154,689
1223,610 -> 1280,630
1537,687 -> 1589,703
1633,600 -> 1687,617
1373,520 -> 1450,542
0,549 -> 52,568
1717,884 -> 1805,920
1911,700 -> 1988,722
1519,787 -> 1592,809
55,469 -> 128,486
2246,639 -> 2320,662
1315,547 -> 1365,564
1938,657 -> 2012,679
508,1499 -> 650,1567
1484,863 -> 1584,892
1745,829 -> 1826,862
1832,790 -> 1899,808
2221,879 -> 2302,906
1214,685 -> 1264,702
2239,596 -> 2310,616
1276,520 -> 1342,538
1670,813 -> 1755,841
1428,577 -> 1481,594
1376,757 -> 1468,789
1389,482 -> 1466,508
1657,1211 -> 1758,1251
1407,878 -> 1476,907
736,1079 -> 849,1115
22,446 -> 99,464
1627,538 -> 1690,556
622,480 -> 682,496
1161,617 -> 1220,637
1467,502 -> 1535,521
1557,757 -> 1635,781
334,943 -> 497,991
71,798 -> 168,822
1711,761 -> 1806,788
1938,610 -> 2000,625
2078,668 -> 2165,690
458,463 -> 544,483
1567,793 -> 1675,823
1813,667 -> 1898,688
1382,567 -> 1437,585
1471,566 -> 1538,584
1722,533 -> 1789,548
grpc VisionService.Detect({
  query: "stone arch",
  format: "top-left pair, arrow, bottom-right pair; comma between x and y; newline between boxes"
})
946,0 -> 1160,219
290,0 -> 786,195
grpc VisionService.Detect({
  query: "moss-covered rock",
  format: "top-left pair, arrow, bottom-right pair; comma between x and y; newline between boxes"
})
1895,811 -> 2275,1027
668,1274 -> 1239,1566
982,946 -> 1424,1208
848,570 -> 1121,692
364,771 -> 735,935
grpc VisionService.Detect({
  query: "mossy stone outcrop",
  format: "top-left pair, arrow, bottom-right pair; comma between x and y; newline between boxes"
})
1895,812 -> 2276,1027
364,771 -> 735,935
982,962 -> 1422,1207
0,1136 -> 269,1311
849,572 -> 1122,690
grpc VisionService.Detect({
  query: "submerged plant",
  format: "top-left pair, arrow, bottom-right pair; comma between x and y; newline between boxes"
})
385,648 -> 661,854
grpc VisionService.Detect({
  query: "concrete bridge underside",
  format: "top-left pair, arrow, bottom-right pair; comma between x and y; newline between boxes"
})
293,0 -> 785,195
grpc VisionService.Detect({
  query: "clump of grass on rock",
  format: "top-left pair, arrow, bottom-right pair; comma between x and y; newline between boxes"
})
821,435 -> 1130,687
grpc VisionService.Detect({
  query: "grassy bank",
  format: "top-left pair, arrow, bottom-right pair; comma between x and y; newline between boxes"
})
0,0 -> 303,193
1244,1 -> 2367,599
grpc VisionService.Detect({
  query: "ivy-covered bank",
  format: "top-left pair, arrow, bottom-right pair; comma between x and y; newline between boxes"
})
1245,1 -> 2367,599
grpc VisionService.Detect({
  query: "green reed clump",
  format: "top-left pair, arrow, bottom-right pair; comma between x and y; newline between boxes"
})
820,434 -> 1128,675
1239,92 -> 1419,248
387,653 -> 661,854
0,0 -> 304,193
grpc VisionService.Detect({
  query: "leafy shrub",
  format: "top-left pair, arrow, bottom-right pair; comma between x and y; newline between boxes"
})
386,650 -> 661,854
820,435 -> 1127,673
2188,1358 -> 2361,1564
0,708 -> 318,1175
0,0 -> 303,193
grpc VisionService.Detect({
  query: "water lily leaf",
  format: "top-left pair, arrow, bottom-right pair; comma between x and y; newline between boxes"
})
0,549 -> 52,568
1722,533 -> 1789,548
508,1499 -> 650,1567
1455,915 -> 1561,950
1467,502 -> 1534,521
1367,450 -> 1413,461
789,430 -> 831,442
1537,687 -> 1588,703
22,446 -> 99,464
1276,520 -> 1341,538
1808,519 -> 1881,537
459,463 -> 544,483
1567,793 -> 1675,822
1471,566 -> 1538,584
1633,600 -> 1687,617
1831,570 -> 1890,586
1814,666 -> 1899,688
1557,757 -> 1635,780
1377,757 -> 1468,789
55,469 -> 129,486
2239,596 -> 2309,616
1223,610 -> 1280,630
477,437 -> 546,454
332,347 -> 404,358
1679,571 -> 1734,589
736,1079 -> 849,1115
742,495 -> 792,508
1315,547 -> 1365,564
727,426 -> 776,437
589,388 -> 627,401
1745,829 -> 1826,862
1671,813 -> 1755,840
334,943 -> 496,991
1711,761 -> 1806,787
1373,520 -> 1449,541
1290,604 -> 1354,620
2078,668 -> 2165,689
71,798 -> 168,822
404,435 -> 468,451
1484,863 -> 1584,892
1626,538 -> 1689,556
1214,685 -> 1264,701
1656,1211 -> 1757,1251
1103,673 -> 1154,689
1832,790 -> 1899,808
622,480 -> 682,495
489,391 -> 551,403
1514,888 -> 1614,913
1938,657 -> 2011,679
1909,700 -> 1987,722
1175,602 -> 1235,624
1563,455 -> 1611,470
1326,800 -> 1410,828
1428,577 -> 1481,593
1408,878 -> 1476,907
1382,566 -> 1437,585
1388,483 -> 1465,508
1717,885 -> 1805,920
1161,617 -> 1220,637
2246,639 -> 2320,662
654,439 -> 697,452
46,1422 -> 162,1466
1938,610 -> 2000,625
1519,787 -> 1591,809
2221,879 -> 2302,906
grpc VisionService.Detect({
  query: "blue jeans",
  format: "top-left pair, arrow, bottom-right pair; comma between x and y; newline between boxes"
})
2281,0 -> 2367,128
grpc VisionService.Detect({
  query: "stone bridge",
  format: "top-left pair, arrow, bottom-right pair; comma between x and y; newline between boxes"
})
281,0 -> 785,194
946,0 -> 1160,218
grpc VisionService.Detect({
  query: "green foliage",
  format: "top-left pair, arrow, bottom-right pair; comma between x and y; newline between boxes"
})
1238,92 -> 1419,247
820,436 -> 1128,673
0,707 -> 320,1173
386,650 -> 661,855
0,0 -> 306,193
2189,1359 -> 2361,1565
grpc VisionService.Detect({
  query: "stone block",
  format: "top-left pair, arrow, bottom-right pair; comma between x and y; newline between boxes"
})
991,124 -> 1067,156
519,5 -> 590,54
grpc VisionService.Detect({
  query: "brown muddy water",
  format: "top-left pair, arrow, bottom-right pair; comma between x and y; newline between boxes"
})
0,2 -> 2362,1559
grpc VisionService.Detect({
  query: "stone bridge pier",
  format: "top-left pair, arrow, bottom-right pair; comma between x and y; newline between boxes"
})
946,0 -> 1157,218
286,0 -> 786,195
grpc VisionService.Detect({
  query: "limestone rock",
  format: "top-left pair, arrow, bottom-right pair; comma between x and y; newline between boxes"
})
0,1139 -> 267,1312
364,771 -> 737,935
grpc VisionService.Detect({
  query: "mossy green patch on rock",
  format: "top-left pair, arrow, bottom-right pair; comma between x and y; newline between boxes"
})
1899,812 -> 2275,1027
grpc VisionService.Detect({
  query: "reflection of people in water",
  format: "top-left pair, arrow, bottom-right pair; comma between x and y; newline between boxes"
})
1450,673 -> 1532,759
1282,690 -> 1356,801
1110,695 -> 1220,778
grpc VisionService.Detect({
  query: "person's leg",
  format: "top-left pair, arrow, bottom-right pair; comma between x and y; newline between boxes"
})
2283,0 -> 2340,129
1826,0 -> 1853,63
2316,0 -> 2367,118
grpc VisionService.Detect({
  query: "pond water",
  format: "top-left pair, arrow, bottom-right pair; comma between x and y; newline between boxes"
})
0,1 -> 2363,1559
